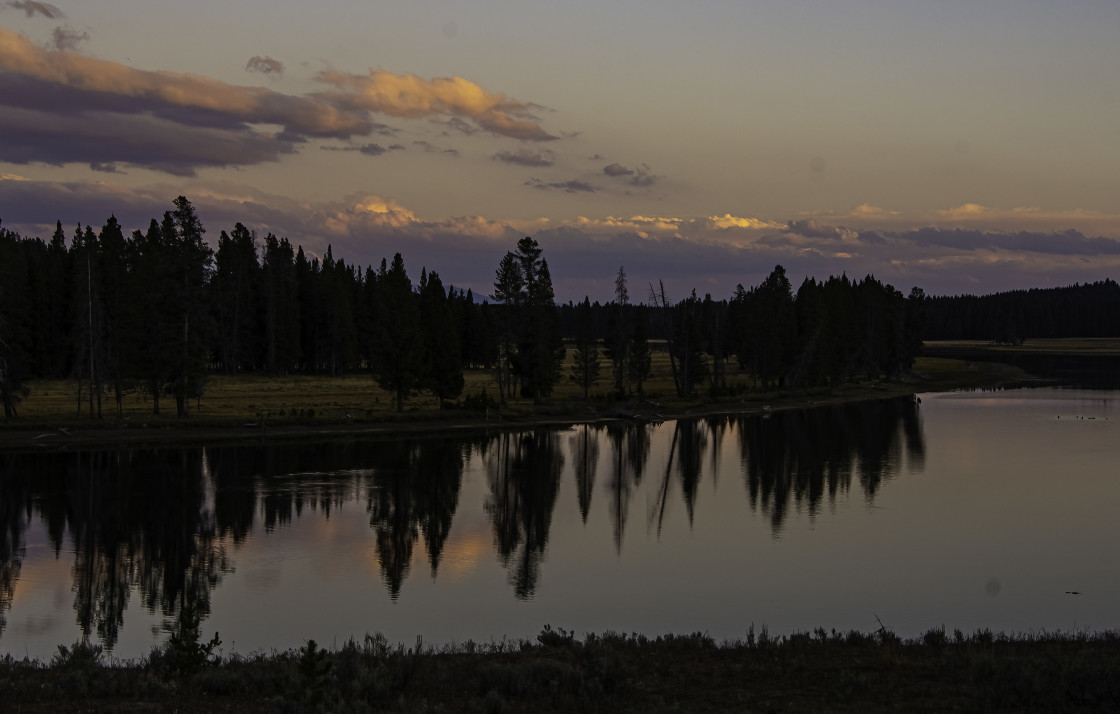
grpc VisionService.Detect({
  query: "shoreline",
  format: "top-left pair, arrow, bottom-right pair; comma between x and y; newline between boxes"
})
0,363 -> 1044,452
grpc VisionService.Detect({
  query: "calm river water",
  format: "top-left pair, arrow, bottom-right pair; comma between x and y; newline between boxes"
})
2,388 -> 1118,660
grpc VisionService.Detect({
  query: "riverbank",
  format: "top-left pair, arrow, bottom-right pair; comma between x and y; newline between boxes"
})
0,354 -> 1037,452
4,626 -> 1118,712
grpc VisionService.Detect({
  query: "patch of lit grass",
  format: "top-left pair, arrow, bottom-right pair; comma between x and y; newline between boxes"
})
11,339 -> 1056,430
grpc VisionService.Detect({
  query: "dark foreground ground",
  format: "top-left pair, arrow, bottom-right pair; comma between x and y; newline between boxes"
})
3,627 -> 1119,713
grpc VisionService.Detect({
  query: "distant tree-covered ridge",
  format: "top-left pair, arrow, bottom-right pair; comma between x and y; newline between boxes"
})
921,280 -> 1120,344
4,197 -> 1114,418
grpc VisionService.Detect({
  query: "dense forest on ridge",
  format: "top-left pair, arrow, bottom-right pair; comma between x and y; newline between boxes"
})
2,196 -> 1118,419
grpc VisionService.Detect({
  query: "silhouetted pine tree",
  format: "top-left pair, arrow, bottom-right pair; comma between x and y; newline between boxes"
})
569,296 -> 600,398
212,223 -> 260,374
419,269 -> 464,407
371,253 -> 422,412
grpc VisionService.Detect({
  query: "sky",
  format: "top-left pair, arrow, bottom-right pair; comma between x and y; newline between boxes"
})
1,0 -> 1119,302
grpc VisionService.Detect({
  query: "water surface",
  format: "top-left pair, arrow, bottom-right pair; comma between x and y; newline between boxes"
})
1,388 -> 1117,660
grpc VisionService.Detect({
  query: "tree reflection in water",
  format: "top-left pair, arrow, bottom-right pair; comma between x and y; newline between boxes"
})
485,430 -> 564,600
649,419 -> 714,534
366,439 -> 466,598
569,424 -> 600,523
0,455 -> 26,639
736,396 -> 924,534
0,449 -> 229,651
0,396 -> 925,653
605,421 -> 650,553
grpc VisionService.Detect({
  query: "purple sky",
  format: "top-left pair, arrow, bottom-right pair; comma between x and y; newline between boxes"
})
3,1 -> 1120,300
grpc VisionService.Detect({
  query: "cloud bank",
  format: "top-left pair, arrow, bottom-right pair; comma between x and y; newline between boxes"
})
0,26 -> 555,175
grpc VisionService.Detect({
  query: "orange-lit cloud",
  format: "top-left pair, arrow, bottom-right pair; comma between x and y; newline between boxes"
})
0,26 -> 555,175
315,69 -> 556,142
0,27 -> 369,138
576,215 -> 682,234
322,195 -> 418,235
850,203 -> 901,218
569,213 -> 782,238
706,214 -> 784,231
936,203 -> 993,219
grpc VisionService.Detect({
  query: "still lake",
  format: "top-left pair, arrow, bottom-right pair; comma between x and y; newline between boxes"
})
2,388 -> 1118,660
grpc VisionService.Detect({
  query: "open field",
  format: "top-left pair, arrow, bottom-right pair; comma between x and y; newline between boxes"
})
6,347 -> 1028,424
0,343 -> 1043,450
3,627 -> 1118,712
9,346 -> 685,424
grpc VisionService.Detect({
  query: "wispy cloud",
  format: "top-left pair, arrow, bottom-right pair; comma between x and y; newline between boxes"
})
603,161 -> 660,187
439,116 -> 477,135
320,142 -> 404,157
525,178 -> 597,193
493,148 -> 554,167
89,161 -> 123,174
246,55 -> 284,76
6,1 -> 62,18
899,227 -> 1120,256
627,165 -> 659,188
784,219 -> 860,242
412,139 -> 459,156
49,25 -> 87,50
358,143 -> 392,156
924,204 -> 1120,238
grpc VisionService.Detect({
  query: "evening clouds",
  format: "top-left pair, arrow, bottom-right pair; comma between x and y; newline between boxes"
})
0,26 -> 556,175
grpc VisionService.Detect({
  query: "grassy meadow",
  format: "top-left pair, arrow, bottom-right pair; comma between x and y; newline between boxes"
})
4,340 -> 1049,431
7,344 -> 708,427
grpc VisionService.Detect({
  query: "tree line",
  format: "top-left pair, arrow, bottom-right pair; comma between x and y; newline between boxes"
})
10,195 -> 1111,419
559,267 -> 926,398
0,198 -> 496,418
921,280 -> 1120,344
